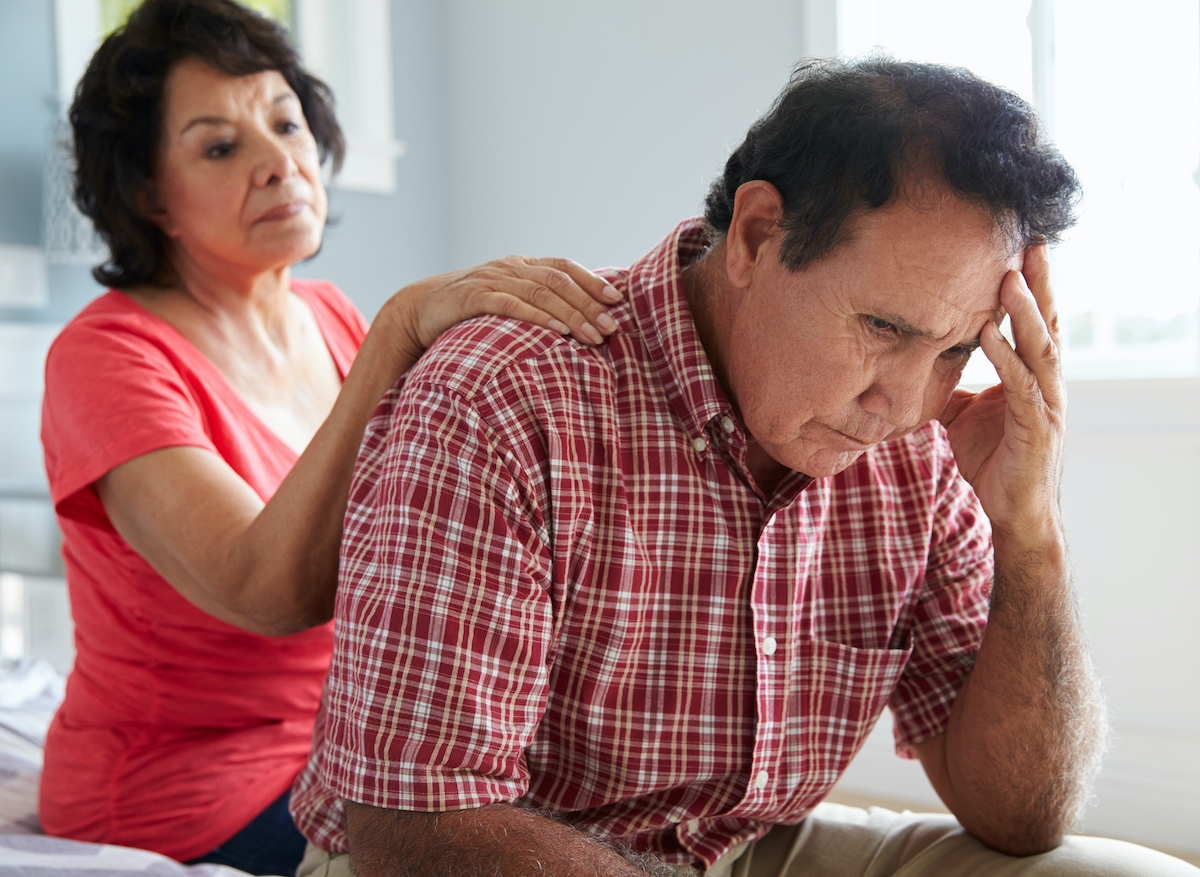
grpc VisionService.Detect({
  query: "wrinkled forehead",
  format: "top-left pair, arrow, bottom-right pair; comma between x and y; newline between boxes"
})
161,59 -> 295,129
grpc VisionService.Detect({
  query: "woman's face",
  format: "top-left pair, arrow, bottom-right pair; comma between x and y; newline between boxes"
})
148,57 -> 328,280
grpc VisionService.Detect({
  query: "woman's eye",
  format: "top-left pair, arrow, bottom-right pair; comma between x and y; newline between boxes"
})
205,142 -> 234,159
277,120 -> 300,135
866,316 -> 898,334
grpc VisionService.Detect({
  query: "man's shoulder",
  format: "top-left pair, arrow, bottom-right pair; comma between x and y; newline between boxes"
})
403,303 -> 631,404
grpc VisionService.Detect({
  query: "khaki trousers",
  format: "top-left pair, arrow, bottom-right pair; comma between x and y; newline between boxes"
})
297,802 -> 1200,877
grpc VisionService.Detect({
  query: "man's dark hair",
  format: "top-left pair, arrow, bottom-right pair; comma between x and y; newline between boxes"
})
70,0 -> 345,289
704,57 -> 1080,267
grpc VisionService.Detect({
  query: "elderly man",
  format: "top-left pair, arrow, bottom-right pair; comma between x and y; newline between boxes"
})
291,60 -> 1198,875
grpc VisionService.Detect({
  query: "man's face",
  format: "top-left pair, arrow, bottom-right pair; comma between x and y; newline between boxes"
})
721,186 -> 1017,479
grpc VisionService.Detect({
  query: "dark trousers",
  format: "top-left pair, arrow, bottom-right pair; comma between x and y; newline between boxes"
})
186,790 -> 307,876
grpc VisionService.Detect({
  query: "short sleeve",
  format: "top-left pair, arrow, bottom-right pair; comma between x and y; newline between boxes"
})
41,319 -> 217,528
314,378 -> 555,815
888,441 -> 993,757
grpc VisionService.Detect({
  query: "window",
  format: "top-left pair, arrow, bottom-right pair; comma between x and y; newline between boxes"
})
53,0 -> 403,197
837,0 -> 1200,382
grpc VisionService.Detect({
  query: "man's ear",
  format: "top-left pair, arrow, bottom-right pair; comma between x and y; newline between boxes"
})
724,180 -> 785,290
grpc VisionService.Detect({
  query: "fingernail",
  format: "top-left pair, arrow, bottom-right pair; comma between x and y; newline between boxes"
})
582,322 -> 603,344
549,318 -> 570,335
601,285 -> 622,302
596,313 -> 618,333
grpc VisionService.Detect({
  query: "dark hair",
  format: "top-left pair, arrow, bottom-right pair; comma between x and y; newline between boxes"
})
704,57 -> 1080,268
70,0 -> 345,288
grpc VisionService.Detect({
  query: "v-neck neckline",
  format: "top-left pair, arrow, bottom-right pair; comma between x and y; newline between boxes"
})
114,284 -> 348,460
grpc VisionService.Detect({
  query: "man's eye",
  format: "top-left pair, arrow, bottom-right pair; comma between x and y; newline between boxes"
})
942,346 -> 974,362
866,316 -> 898,334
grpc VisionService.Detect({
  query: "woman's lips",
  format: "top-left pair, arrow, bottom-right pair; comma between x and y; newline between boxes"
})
255,200 -> 307,223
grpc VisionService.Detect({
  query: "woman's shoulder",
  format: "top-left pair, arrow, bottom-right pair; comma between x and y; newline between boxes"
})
51,289 -> 178,355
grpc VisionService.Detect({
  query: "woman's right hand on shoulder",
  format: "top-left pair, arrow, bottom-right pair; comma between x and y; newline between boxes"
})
386,257 -> 623,361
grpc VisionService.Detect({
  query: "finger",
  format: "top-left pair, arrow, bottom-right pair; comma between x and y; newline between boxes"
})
472,282 -> 606,345
525,257 -> 622,304
1002,270 -> 1064,412
522,264 -> 621,339
937,388 -> 977,428
482,272 -> 609,345
1021,242 -> 1058,341
979,319 -> 1044,419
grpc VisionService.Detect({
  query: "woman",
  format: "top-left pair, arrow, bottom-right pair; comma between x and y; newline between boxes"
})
37,0 -> 619,872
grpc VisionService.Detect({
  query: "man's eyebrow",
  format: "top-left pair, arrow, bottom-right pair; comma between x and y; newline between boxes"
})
874,311 -> 982,350
179,93 -> 299,135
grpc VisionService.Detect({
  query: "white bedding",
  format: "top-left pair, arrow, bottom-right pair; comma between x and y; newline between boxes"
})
0,659 -> 259,877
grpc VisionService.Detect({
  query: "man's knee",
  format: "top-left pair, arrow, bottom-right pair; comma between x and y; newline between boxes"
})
730,805 -> 1200,877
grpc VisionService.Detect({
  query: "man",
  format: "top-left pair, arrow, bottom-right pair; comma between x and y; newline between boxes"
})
291,60 -> 1198,875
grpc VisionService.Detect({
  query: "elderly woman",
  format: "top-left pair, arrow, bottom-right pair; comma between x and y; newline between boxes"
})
37,0 -> 618,872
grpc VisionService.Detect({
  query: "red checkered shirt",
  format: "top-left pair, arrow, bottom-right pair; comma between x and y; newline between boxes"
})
291,219 -> 993,868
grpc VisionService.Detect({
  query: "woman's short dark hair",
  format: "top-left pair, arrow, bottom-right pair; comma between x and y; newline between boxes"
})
70,0 -> 345,289
704,57 -> 1080,268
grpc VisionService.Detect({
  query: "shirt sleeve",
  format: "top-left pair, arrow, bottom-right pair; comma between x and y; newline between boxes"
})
888,433 -> 993,757
316,377 -> 555,813
41,320 -> 217,528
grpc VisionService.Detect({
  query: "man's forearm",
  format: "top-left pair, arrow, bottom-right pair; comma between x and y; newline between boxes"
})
345,800 -> 683,877
923,531 -> 1106,855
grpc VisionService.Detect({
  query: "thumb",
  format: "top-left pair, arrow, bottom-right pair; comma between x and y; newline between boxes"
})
938,388 -> 976,427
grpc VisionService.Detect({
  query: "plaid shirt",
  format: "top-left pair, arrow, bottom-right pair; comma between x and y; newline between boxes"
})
291,219 -> 992,868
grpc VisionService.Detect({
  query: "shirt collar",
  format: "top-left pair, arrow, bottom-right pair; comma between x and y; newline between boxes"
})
626,218 -> 732,446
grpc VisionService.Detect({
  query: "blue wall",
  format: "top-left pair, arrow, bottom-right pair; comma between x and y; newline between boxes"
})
0,0 -> 451,325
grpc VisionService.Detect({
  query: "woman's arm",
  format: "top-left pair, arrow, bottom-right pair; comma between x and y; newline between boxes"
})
95,258 -> 620,635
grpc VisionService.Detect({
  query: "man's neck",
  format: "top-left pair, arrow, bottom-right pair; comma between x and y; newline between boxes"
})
681,242 -> 792,495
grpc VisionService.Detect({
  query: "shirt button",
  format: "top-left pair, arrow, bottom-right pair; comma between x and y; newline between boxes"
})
691,437 -> 707,453
686,818 -> 700,832
761,635 -> 778,656
720,415 -> 736,434
754,770 -> 770,790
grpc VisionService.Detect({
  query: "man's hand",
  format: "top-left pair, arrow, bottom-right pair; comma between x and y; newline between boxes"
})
938,243 -> 1064,546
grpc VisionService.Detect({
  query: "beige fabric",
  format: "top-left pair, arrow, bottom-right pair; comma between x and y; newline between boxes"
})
715,803 -> 1200,877
297,804 -> 1200,877
297,842 -> 353,877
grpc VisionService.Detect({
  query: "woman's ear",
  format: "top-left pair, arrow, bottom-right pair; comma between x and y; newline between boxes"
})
724,180 -> 785,290
137,182 -> 176,237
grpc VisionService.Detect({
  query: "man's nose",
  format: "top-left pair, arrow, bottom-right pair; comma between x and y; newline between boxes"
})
858,356 -> 934,433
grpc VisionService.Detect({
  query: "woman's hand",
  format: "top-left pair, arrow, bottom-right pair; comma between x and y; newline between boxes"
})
392,256 -> 623,359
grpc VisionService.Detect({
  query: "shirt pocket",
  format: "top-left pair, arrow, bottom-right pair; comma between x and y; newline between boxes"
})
777,638 -> 913,818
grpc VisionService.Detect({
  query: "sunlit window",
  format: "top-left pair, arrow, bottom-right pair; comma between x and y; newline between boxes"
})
839,0 -> 1200,382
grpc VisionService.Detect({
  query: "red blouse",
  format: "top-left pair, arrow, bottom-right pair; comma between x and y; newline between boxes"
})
39,280 -> 368,860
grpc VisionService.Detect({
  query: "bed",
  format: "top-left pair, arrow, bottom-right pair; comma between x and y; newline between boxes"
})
0,659 -> 257,877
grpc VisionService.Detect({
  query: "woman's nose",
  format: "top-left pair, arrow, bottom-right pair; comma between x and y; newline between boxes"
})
251,133 -> 297,187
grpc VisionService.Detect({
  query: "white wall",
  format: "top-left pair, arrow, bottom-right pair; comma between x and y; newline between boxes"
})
443,0 -> 807,269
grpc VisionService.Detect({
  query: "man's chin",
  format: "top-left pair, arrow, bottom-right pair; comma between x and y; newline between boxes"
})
792,447 -> 868,479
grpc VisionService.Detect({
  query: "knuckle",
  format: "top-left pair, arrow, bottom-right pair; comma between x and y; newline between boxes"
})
491,294 -> 521,318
